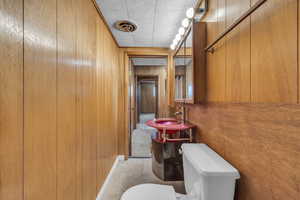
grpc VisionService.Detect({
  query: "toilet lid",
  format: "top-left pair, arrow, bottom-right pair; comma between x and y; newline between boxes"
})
121,184 -> 176,200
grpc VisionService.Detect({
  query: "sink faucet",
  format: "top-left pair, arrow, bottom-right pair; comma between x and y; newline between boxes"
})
174,105 -> 186,123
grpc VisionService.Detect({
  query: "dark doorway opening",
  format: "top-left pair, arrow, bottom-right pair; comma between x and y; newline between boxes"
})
136,76 -> 158,124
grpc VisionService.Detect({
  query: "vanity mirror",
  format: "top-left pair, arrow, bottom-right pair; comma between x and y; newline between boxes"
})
173,22 -> 207,104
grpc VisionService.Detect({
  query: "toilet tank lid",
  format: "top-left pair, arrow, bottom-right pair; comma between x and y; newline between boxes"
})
182,143 -> 240,179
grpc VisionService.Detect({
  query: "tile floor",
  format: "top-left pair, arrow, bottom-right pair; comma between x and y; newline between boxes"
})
100,158 -> 185,200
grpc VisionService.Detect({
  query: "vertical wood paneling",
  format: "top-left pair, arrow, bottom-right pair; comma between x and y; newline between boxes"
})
57,0 -> 78,199
95,6 -> 121,192
251,0 -> 298,103
225,0 -> 251,102
298,0 -> 300,104
0,1 -> 23,200
117,49 -> 126,155
96,17 -> 105,189
24,0 -> 57,199
81,1 -> 97,199
75,1 -> 84,199
203,0 -> 226,102
1,0 -> 122,199
106,29 -> 116,170
188,0 -> 300,199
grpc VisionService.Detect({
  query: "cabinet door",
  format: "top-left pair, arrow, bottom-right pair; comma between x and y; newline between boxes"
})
193,22 -> 207,103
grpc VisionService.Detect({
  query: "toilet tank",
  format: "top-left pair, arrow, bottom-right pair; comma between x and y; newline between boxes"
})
181,144 -> 240,200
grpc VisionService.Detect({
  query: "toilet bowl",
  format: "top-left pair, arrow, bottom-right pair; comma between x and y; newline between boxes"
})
121,184 -> 177,200
121,143 -> 240,200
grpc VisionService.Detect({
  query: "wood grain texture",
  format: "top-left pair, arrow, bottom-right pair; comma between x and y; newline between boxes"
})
184,0 -> 300,199
251,0 -> 298,103
134,66 -> 168,117
0,1 -> 23,200
168,53 -> 175,106
140,82 -> 157,113
117,49 -> 126,155
186,103 -> 300,200
203,0 -> 226,102
225,0 -> 251,102
96,16 -> 105,190
24,0 -> 57,199
1,0 -> 122,199
81,1 -> 97,199
57,0 -> 78,199
75,0 -> 84,199
193,22 -> 207,103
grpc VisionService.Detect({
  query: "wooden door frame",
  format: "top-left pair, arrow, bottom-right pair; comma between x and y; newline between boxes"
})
123,48 -> 174,159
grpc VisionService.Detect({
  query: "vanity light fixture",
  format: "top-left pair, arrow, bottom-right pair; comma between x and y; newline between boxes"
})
170,7 -> 198,50
179,27 -> 185,35
173,38 -> 179,45
170,1 -> 208,50
175,33 -> 182,41
181,18 -> 190,28
186,8 -> 195,19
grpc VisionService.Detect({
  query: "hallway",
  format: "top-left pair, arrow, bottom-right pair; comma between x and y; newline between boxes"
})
1,0 -> 300,200
131,114 -> 156,157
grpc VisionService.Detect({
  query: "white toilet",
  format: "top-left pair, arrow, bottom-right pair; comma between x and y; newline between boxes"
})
121,143 -> 240,200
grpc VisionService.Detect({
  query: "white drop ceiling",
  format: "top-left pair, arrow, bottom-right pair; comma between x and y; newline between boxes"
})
96,0 -> 198,47
132,58 -> 167,66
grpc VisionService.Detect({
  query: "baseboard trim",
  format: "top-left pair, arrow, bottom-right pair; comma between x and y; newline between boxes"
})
96,155 -> 125,200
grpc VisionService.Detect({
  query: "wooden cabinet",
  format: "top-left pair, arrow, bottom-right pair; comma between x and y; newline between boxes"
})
174,22 -> 207,104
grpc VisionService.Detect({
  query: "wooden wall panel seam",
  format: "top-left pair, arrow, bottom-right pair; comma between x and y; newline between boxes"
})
23,0 -> 25,200
297,0 -> 300,104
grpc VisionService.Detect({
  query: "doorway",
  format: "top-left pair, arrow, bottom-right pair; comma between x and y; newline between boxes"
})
129,57 -> 168,157
137,76 -> 158,123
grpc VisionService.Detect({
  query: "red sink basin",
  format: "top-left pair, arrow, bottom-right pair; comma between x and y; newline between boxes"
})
146,118 -> 195,132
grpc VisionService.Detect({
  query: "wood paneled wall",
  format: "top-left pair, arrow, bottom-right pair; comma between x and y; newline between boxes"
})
202,0 -> 298,103
0,1 -> 24,200
0,0 -> 124,199
134,65 -> 168,117
184,0 -> 300,200
186,103 -> 300,200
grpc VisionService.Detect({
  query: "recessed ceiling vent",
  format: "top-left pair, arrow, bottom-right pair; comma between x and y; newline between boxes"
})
114,20 -> 137,32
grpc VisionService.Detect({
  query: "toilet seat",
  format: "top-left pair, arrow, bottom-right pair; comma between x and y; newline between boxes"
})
121,184 -> 177,200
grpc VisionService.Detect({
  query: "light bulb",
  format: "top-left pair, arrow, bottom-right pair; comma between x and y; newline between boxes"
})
182,18 -> 190,28
170,44 -> 176,50
186,8 -> 195,19
175,34 -> 181,41
179,27 -> 185,35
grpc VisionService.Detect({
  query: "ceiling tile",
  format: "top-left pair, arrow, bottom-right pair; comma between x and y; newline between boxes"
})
96,0 -> 197,47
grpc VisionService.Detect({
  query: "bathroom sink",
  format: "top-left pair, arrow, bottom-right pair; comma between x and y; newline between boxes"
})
146,118 -> 194,132
147,118 -> 195,143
